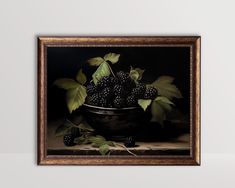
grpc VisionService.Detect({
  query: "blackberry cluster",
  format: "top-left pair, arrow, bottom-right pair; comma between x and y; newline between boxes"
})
96,76 -> 111,90
85,71 -> 158,108
144,86 -> 158,99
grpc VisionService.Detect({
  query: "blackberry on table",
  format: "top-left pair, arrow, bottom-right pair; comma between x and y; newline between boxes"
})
144,86 -> 158,99
113,85 -> 126,97
96,76 -> 111,90
63,134 -> 75,146
101,87 -> 113,100
126,95 -> 137,107
124,136 -> 135,147
86,84 -> 97,96
113,96 -> 126,108
89,93 -> 100,106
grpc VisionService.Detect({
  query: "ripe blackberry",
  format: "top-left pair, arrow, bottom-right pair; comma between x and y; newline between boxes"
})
144,86 -> 158,99
124,136 -> 135,147
113,96 -> 126,108
113,85 -> 126,97
110,77 -> 119,86
86,84 -> 97,96
101,87 -> 113,99
126,95 -> 137,107
63,134 -> 75,146
99,97 -> 108,107
89,93 -> 100,106
116,71 -> 131,85
136,83 -> 146,91
131,84 -> 146,98
96,76 -> 111,90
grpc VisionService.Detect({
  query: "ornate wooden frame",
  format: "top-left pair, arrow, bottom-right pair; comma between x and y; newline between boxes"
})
38,36 -> 201,165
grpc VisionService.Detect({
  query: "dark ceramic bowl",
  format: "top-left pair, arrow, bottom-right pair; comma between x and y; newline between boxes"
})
82,104 -> 148,136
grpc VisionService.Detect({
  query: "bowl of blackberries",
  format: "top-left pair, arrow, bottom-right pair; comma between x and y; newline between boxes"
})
83,71 -> 158,136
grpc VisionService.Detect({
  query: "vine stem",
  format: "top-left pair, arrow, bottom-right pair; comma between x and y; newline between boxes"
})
107,62 -> 116,77
114,143 -> 137,156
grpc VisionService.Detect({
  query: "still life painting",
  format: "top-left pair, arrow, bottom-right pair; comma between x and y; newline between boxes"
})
38,36 -> 200,165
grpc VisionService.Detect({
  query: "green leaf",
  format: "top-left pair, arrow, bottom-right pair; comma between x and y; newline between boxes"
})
138,99 -> 152,111
151,96 -> 174,125
129,66 -> 145,81
76,69 -> 87,85
154,96 -> 175,106
54,79 -> 80,90
54,122 -> 73,137
151,101 -> 166,125
66,85 -> 87,113
87,57 -> 104,66
99,144 -> 110,155
89,135 -> 106,143
92,61 -> 111,85
151,76 -> 183,99
77,122 -> 94,132
103,53 -> 120,64
74,135 -> 90,145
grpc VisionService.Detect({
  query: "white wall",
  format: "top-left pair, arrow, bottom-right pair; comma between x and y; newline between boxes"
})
0,0 -> 235,187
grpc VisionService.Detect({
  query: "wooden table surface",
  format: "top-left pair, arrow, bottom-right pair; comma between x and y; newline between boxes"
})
47,119 -> 190,156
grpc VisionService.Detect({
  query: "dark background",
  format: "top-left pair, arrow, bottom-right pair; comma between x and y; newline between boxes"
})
47,47 -> 190,121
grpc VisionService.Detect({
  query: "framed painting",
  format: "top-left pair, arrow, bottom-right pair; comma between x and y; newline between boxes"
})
38,36 -> 200,165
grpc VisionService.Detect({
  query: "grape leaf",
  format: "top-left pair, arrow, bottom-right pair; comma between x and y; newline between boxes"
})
103,53 -> 120,64
92,61 -> 111,85
99,144 -> 110,155
87,57 -> 104,66
129,66 -> 145,81
76,69 -> 87,85
66,85 -> 87,113
151,76 -> 183,99
138,99 -> 152,111
54,79 -> 80,90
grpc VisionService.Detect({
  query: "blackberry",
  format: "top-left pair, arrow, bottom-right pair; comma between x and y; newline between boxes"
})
100,87 -> 113,99
116,71 -> 131,85
63,134 -> 75,146
126,95 -> 137,107
124,136 -> 135,147
113,96 -> 126,108
110,77 -> 119,86
89,93 -> 100,106
131,84 -> 146,98
136,83 -> 146,91
86,84 -> 97,96
96,76 -> 111,90
99,97 -> 108,107
113,85 -> 126,97
144,86 -> 158,99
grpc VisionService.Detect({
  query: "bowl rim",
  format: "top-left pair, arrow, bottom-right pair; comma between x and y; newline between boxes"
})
83,103 -> 141,111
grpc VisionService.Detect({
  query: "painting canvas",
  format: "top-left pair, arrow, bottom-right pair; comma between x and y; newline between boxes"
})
38,36 -> 200,165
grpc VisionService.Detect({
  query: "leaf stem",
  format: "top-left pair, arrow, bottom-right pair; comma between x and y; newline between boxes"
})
115,143 -> 137,156
107,62 -> 116,77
